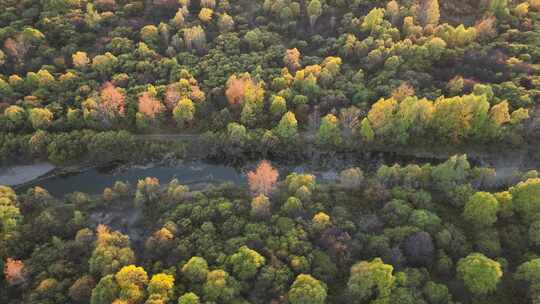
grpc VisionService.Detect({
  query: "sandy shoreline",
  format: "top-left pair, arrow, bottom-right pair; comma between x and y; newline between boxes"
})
0,163 -> 56,186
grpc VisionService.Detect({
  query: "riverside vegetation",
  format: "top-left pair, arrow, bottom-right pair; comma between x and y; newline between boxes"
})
1,0 -> 540,303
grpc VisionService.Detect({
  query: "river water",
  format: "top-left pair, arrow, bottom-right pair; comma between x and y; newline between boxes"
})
14,154 -> 412,196
11,147 -> 538,197
18,161 -> 247,196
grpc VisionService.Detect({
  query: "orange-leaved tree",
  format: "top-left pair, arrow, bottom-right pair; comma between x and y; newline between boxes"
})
138,91 -> 165,119
247,160 -> 279,195
4,258 -> 25,286
99,82 -> 125,121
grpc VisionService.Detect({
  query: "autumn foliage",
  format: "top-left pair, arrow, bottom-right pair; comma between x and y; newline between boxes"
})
225,74 -> 260,107
99,82 -> 125,119
247,160 -> 279,195
284,48 -> 301,71
138,92 -> 164,119
164,85 -> 180,110
3,37 -> 27,61
225,76 -> 248,107
95,224 -> 110,245
72,51 -> 90,69
165,78 -> 205,110
4,258 -> 25,286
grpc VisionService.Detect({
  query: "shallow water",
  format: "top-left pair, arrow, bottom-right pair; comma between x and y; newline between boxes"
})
12,150 -> 459,197
15,150 -> 517,197
0,163 -> 56,186
19,161 -> 247,196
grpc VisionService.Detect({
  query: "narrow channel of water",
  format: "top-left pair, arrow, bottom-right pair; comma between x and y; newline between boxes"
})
15,152 -> 445,197
18,161 -> 247,196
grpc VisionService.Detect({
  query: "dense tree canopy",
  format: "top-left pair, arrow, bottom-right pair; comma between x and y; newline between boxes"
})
457,253 -> 502,296
1,156 -> 540,303
1,0 -> 540,303
463,192 -> 500,227
288,274 -> 327,304
347,258 -> 395,303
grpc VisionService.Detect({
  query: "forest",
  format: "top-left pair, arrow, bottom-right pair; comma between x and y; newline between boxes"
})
1,0 -> 540,303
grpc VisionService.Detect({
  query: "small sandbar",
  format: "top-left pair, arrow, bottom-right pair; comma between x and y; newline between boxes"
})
0,163 -> 56,186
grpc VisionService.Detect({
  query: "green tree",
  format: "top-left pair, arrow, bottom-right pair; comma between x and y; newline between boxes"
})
42,0 -> 71,13
202,269 -> 237,302
69,275 -> 96,303
240,102 -> 257,127
227,122 -> 248,145
182,257 -> 209,283
244,29 -> 265,51
285,173 -> 316,194
463,192 -> 500,227
282,196 -> 303,215
423,281 -> 451,304
274,111 -> 298,143
288,274 -> 327,304
0,78 -> 13,98
489,0 -> 509,18
36,69 -> 55,89
173,98 -> 195,126
141,25 -> 160,46
21,27 -> 45,42
29,108 -> 53,130
251,194 -> 271,218
511,178 -> 540,222
270,95 -> 287,118
229,246 -> 266,280
317,114 -> 342,147
134,177 -> 160,207
92,52 -> 118,77
0,186 -> 21,257
241,76 -> 265,127
431,154 -> 471,195
89,225 -> 135,277
347,258 -> 395,303
4,105 -> 26,126
529,220 -> 540,248
516,259 -> 540,301
359,118 -> 375,143
409,209 -> 442,233
457,253 -> 502,295
361,8 -> 385,32
91,275 -> 119,304
178,292 -> 200,304
307,0 -> 322,28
